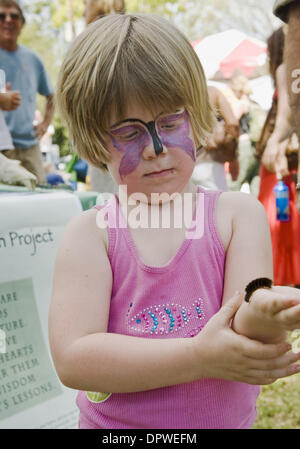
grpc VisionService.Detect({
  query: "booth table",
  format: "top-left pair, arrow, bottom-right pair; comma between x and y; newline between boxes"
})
0,188 -> 85,428
0,183 -> 99,211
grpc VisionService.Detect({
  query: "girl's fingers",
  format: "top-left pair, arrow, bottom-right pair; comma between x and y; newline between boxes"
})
276,304 -> 300,327
251,289 -> 300,315
242,339 -> 292,360
247,363 -> 300,385
246,349 -> 300,370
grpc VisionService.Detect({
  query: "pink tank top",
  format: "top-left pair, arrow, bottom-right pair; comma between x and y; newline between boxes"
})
76,186 -> 260,429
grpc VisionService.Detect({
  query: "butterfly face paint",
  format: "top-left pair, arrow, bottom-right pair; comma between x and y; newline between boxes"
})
158,109 -> 195,162
109,108 -> 195,179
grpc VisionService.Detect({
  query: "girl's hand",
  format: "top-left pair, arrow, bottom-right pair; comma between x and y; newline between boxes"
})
248,286 -> 300,331
193,292 -> 300,385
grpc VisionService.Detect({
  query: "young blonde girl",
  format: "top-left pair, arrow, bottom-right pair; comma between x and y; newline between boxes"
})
49,14 -> 300,429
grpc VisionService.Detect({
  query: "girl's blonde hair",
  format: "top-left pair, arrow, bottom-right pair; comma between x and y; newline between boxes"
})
56,13 -> 215,170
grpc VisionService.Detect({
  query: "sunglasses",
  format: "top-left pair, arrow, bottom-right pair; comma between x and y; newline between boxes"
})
0,12 -> 22,22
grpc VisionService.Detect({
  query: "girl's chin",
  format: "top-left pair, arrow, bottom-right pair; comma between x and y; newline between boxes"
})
123,182 -> 193,199
110,168 -> 194,198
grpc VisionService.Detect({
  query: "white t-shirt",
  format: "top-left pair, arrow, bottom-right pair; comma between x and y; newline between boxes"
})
0,110 -> 14,150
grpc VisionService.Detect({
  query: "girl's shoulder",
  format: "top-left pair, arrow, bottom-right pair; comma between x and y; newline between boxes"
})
61,207 -> 109,254
216,191 -> 267,251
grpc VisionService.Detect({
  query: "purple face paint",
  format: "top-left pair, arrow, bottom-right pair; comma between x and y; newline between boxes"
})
157,109 -> 195,162
109,108 -> 195,179
110,124 -> 151,178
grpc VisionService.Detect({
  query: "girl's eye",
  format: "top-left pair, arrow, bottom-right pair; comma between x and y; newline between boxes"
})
111,128 -> 141,141
158,108 -> 186,130
159,121 -> 180,131
162,124 -> 176,129
121,131 -> 139,140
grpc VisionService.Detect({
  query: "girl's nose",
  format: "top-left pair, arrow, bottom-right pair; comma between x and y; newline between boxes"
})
142,138 -> 167,160
142,123 -> 167,159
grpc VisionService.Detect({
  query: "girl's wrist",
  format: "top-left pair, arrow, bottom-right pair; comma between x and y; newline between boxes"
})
184,337 -> 208,380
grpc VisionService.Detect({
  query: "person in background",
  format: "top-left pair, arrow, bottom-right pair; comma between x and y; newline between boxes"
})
256,27 -> 300,286
228,75 -> 267,196
192,85 -> 239,191
0,82 -> 20,151
273,0 -> 300,211
82,0 -> 126,194
83,0 -> 126,23
0,0 -> 54,184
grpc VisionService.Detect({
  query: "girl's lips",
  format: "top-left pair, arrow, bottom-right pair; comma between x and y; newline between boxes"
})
144,168 -> 174,178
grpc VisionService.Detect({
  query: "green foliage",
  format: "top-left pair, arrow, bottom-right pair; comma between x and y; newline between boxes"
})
21,0 -> 83,29
52,117 -> 72,157
289,330 -> 300,353
49,0 -> 84,30
126,0 -> 178,14
253,332 -> 300,429
253,374 -> 300,429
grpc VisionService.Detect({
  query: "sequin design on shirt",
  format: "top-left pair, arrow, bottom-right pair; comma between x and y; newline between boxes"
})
127,299 -> 205,337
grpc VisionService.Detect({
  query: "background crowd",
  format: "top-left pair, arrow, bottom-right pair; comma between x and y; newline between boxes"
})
0,1 -> 300,286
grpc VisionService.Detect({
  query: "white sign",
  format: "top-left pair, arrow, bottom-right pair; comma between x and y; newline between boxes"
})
0,191 -> 82,429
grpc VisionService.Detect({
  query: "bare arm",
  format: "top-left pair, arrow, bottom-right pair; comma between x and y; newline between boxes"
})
208,85 -> 239,137
207,86 -> 239,177
267,64 -> 291,142
262,64 -> 291,177
215,89 -> 240,135
285,2 -> 300,208
49,206 -> 299,393
220,192 -> 300,345
49,209 -> 200,394
35,93 -> 55,139
285,2 -> 300,137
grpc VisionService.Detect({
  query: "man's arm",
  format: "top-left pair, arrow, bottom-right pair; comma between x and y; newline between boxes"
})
35,93 -> 55,139
208,85 -> 239,137
285,2 -> 300,116
283,2 -> 300,204
261,64 -> 291,178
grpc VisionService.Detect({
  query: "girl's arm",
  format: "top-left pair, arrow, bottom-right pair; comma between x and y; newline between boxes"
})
220,192 -> 300,344
49,209 -> 202,393
49,207 -> 299,394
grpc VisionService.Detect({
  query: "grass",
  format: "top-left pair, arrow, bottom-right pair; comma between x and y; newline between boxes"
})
252,331 -> 300,429
253,373 -> 300,429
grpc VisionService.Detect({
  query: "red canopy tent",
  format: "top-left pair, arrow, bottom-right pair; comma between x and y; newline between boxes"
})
192,29 -> 267,80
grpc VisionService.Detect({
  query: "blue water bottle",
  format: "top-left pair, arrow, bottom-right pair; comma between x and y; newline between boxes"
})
274,180 -> 290,222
